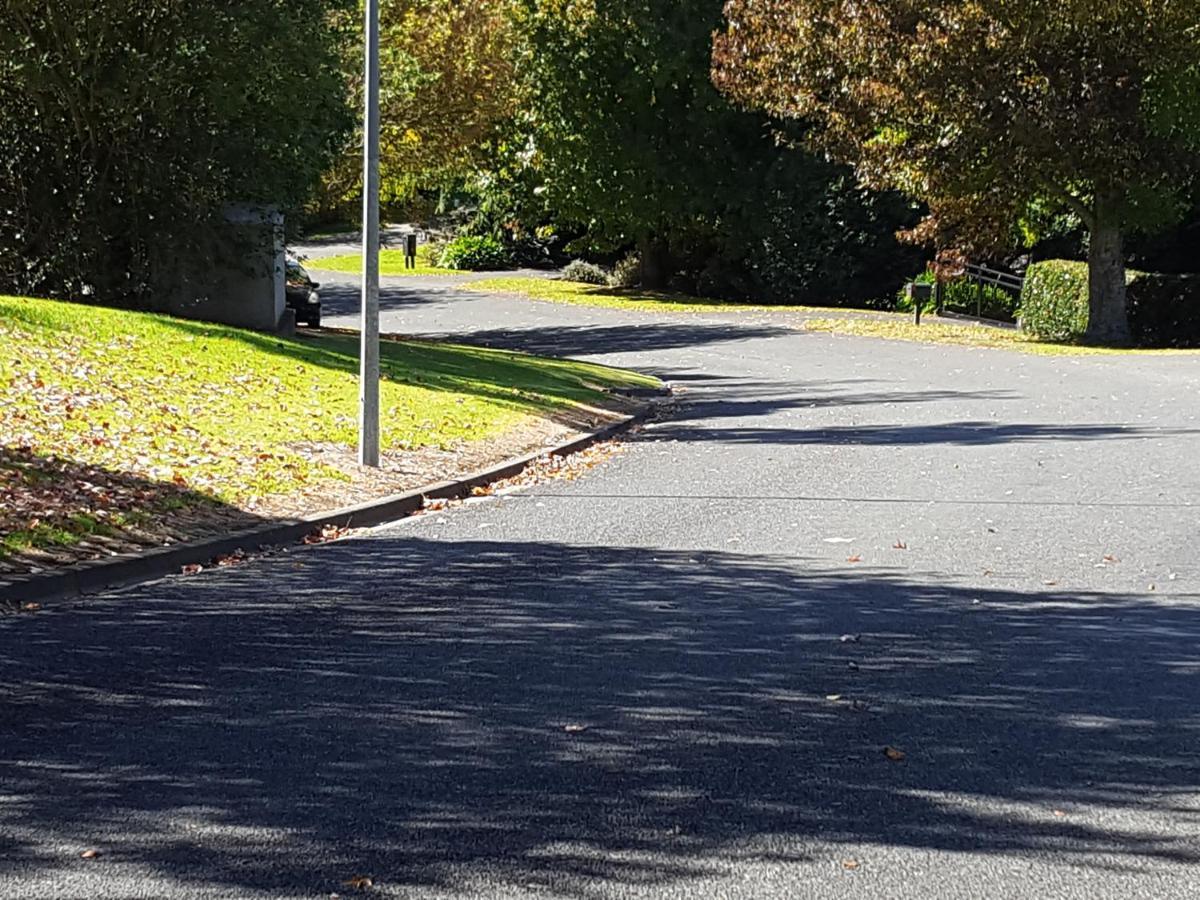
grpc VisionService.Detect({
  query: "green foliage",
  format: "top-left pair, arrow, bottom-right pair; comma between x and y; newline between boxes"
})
1021,261 -> 1200,346
0,0 -> 354,306
312,0 -> 522,219
561,260 -> 609,285
512,0 -> 918,302
714,0 -> 1200,335
895,271 -> 1020,322
1126,274 -> 1200,348
610,253 -> 642,288
437,235 -> 512,270
1020,261 -> 1091,342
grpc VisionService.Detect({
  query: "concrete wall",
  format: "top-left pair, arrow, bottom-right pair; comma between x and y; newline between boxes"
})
165,205 -> 287,332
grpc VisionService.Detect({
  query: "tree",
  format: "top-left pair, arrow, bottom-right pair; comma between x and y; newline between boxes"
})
513,0 -> 919,297
0,0 -> 353,306
315,0 -> 521,217
714,0 -> 1200,342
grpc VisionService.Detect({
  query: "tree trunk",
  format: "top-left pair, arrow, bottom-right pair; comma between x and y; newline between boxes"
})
1085,195 -> 1132,345
638,236 -> 671,290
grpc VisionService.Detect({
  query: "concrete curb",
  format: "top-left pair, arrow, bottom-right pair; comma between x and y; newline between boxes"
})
1,396 -> 666,609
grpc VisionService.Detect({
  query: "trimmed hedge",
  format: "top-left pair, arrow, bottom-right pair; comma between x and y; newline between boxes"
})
1019,260 -> 1200,347
1019,261 -> 1090,341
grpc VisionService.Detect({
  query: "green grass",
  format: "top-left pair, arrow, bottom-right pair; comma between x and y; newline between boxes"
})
802,317 -> 1200,356
468,277 -> 829,313
0,295 -> 657,556
473,276 -> 1200,357
307,247 -> 462,277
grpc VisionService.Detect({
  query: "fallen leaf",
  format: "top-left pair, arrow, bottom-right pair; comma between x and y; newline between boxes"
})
1053,809 -> 1066,817
846,554 -> 863,563
342,876 -> 373,889
1103,555 -> 1118,563
842,859 -> 860,870
470,485 -> 494,497
1149,583 -> 1157,592
823,537 -> 854,544
180,564 -> 202,576
20,602 -> 41,612
1042,580 -> 1058,586
846,662 -> 859,671
80,849 -> 100,859
883,746 -> 906,762
564,724 -> 588,734
825,694 -> 843,702
839,634 -> 861,643
893,541 -> 907,550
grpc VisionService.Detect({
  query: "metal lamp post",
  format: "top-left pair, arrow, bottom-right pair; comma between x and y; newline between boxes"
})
358,0 -> 381,467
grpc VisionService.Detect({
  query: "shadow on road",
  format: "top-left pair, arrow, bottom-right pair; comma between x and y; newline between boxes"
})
2,538 -> 1197,895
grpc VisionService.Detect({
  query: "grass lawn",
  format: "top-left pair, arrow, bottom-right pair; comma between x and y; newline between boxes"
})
307,247 -> 462,277
801,317 -> 1200,356
467,277 -> 829,314
0,295 -> 657,561
471,277 -> 1200,357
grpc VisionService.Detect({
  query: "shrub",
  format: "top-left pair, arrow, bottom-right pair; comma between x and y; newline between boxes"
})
610,252 -> 642,288
561,259 -> 608,284
437,235 -> 511,271
1127,273 -> 1200,347
895,270 -> 1020,322
1020,260 -> 1200,346
1019,260 -> 1090,341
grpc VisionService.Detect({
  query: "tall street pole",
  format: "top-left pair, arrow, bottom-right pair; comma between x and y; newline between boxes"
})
358,0 -> 381,467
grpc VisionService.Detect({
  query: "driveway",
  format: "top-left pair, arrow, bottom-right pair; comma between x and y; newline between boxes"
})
2,277 -> 1199,899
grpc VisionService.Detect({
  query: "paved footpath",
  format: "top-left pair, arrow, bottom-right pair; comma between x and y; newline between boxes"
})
3,273 -> 1200,899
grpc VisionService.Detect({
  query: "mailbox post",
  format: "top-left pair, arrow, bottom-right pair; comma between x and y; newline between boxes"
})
906,281 -> 933,326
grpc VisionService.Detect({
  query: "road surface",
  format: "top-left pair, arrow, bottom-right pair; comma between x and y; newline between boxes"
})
2,273 -> 1199,898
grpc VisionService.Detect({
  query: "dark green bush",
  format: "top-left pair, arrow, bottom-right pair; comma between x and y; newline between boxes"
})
0,1 -> 352,307
438,235 -> 511,271
1127,273 -> 1200,347
1020,260 -> 1200,347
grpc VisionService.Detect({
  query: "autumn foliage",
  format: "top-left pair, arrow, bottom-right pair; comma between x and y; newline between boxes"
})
713,0 -> 1200,343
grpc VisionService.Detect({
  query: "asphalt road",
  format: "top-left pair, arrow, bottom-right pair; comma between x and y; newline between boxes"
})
3,273 -> 1200,898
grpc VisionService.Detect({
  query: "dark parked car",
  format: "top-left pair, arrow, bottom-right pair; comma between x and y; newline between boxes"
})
285,256 -> 321,327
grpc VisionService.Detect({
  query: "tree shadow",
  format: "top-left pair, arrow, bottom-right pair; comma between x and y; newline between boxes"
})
448,322 -> 796,358
0,447 -> 260,585
644,420 -> 1197,447
2,538 -> 1197,895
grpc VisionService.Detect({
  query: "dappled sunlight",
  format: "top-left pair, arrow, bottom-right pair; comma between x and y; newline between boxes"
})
2,538 -> 1198,895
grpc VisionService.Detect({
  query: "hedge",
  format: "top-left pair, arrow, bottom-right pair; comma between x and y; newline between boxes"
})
1019,260 -> 1200,347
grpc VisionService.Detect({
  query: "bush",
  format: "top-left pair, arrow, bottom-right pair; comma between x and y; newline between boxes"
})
437,235 -> 511,271
1127,273 -> 1200,347
896,270 -> 1020,322
1019,261 -> 1090,341
0,2 -> 350,307
610,253 -> 642,288
1020,260 -> 1200,346
561,259 -> 608,284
